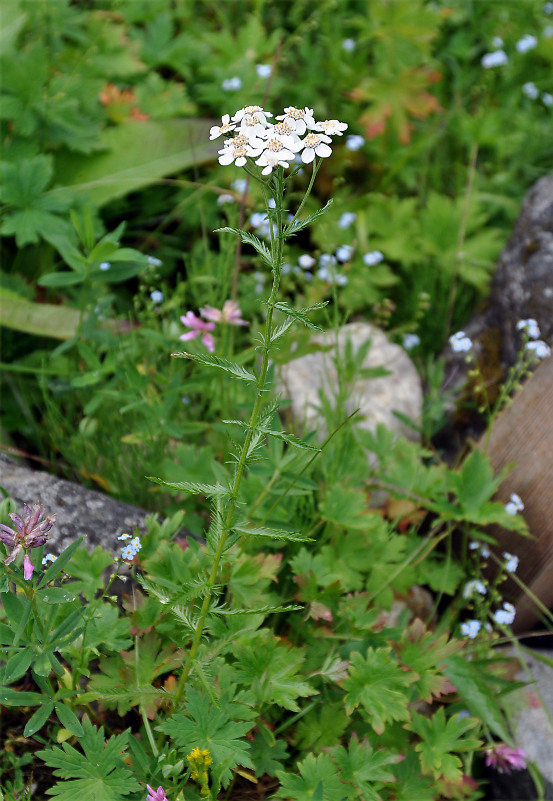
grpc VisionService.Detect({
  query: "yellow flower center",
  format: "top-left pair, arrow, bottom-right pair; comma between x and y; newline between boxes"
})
304,134 -> 321,147
274,121 -> 292,135
267,138 -> 284,152
287,107 -> 304,120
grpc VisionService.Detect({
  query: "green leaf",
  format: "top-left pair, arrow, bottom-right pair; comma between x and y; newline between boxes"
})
272,301 -> 328,332
4,646 -> 34,683
406,707 -> 481,782
37,717 -> 140,800
37,587 -> 76,604
171,350 -> 257,383
55,702 -> 84,737
0,287 -> 83,340
232,630 -> 317,713
51,119 -> 219,208
37,272 -> 85,288
24,701 -> 54,737
331,736 -> 401,801
159,687 -> 255,789
216,227 -> 272,267
38,536 -> 84,589
0,687 -> 44,706
397,620 -> 463,702
233,522 -> 313,543
342,648 -> 417,734
147,475 -> 231,497
223,420 -> 320,451
275,752 -> 345,801
285,199 -> 333,236
444,654 -> 511,742
64,545 -> 114,602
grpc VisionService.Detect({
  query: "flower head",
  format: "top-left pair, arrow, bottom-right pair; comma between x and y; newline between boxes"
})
222,76 -> 242,92
314,119 -> 349,137
481,50 -> 508,68
463,579 -> 487,599
493,601 -> 516,626
449,331 -> 472,353
346,134 -> 365,151
526,339 -> 551,359
146,786 -> 169,801
403,333 -> 421,350
298,254 -> 316,269
150,290 -> 163,304
363,250 -> 384,266
200,300 -> 248,326
505,492 -> 524,516
209,113 -> 237,141
42,553 -> 57,565
342,38 -> 356,51
180,311 -> 216,352
276,106 -> 317,135
485,743 -> 527,773
516,34 -> 538,53
256,63 -> 272,78
336,244 -> 353,263
522,82 -> 540,99
516,318 -> 540,339
147,255 -> 163,267
338,212 -> 357,229
503,552 -> 519,573
99,262 -> 111,271
0,502 -> 56,567
460,619 -> 481,639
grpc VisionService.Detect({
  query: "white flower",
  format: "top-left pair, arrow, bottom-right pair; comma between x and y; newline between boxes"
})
461,619 -> 482,639
449,331 -> 472,353
342,38 -> 356,51
218,133 -> 263,167
338,212 -> 357,229
237,111 -> 273,140
99,262 -> 110,271
516,34 -> 538,53
522,82 -> 539,99
503,552 -> 519,573
315,119 -> 348,136
256,147 -> 295,175
298,254 -> 316,269
276,106 -> 317,135
232,105 -> 273,125
300,131 -> 333,163
516,318 -> 540,339
493,602 -> 516,626
403,333 -> 420,350
150,290 -> 163,304
222,77 -> 242,91
209,114 -> 237,140
363,250 -> 384,266
256,64 -> 272,78
481,50 -> 508,68
346,134 -> 365,151
463,579 -> 487,599
526,339 -> 551,359
336,244 -> 353,262
542,92 -> 553,105
505,492 -> 524,515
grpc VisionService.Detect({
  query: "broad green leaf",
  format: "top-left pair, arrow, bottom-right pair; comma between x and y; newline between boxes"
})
0,2 -> 27,56
51,119 -> 219,207
331,736 -> 402,801
4,646 -> 34,683
0,287 -> 82,339
37,587 -> 76,604
37,272 -> 85,288
342,648 -> 417,734
24,701 -> 54,737
444,654 -> 511,742
216,227 -> 272,267
55,702 -> 84,737
171,350 -> 257,383
406,707 -> 481,782
38,536 -> 84,589
37,718 -> 140,800
275,752 -> 345,801
0,687 -> 44,706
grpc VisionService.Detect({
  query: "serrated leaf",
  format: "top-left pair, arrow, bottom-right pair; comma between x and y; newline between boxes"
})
331,736 -> 401,801
406,707 -> 481,782
342,648 -> 416,734
272,301 -> 328,332
37,717 -> 140,800
270,318 -> 294,343
216,603 -> 303,615
233,522 -> 313,543
147,475 -> 231,497
223,420 -> 319,451
216,226 -> 272,267
275,752 -> 345,801
285,199 -> 333,236
159,687 -> 255,788
171,350 -> 257,383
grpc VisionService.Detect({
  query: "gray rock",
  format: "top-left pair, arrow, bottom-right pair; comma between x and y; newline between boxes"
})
276,322 -> 423,450
0,452 -> 152,558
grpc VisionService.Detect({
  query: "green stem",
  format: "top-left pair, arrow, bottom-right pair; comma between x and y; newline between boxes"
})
174,170 -> 286,704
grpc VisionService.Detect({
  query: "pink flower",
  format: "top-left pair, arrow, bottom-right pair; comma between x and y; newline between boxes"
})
485,743 -> 527,773
179,311 -> 216,352
23,553 -> 34,580
146,786 -> 168,801
0,502 -> 56,567
200,300 -> 248,326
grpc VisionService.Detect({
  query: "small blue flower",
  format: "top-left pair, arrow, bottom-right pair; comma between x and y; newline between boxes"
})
150,290 -> 163,304
222,77 -> 242,92
99,262 -> 111,271
147,255 -> 163,267
256,64 -> 272,78
460,619 -> 481,639
346,134 -> 365,151
42,553 -> 57,565
231,178 -> 248,194
336,244 -> 353,262
522,82 -> 539,100
342,38 -> 356,52
121,545 -> 135,561
503,552 -> 519,573
298,254 -> 316,269
481,50 -> 508,68
338,212 -> 357,229
463,579 -> 487,599
505,492 -> 524,515
117,533 -> 131,541
542,92 -> 553,106
217,193 -> 235,205
516,34 -> 538,53
449,331 -> 472,353
402,333 -> 420,350
516,318 -> 540,339
363,250 -> 384,266
526,339 -> 551,359
493,602 -> 516,626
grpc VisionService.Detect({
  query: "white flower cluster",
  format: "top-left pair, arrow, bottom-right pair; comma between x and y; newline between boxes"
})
118,533 -> 142,561
505,492 -> 524,516
210,105 -> 348,175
